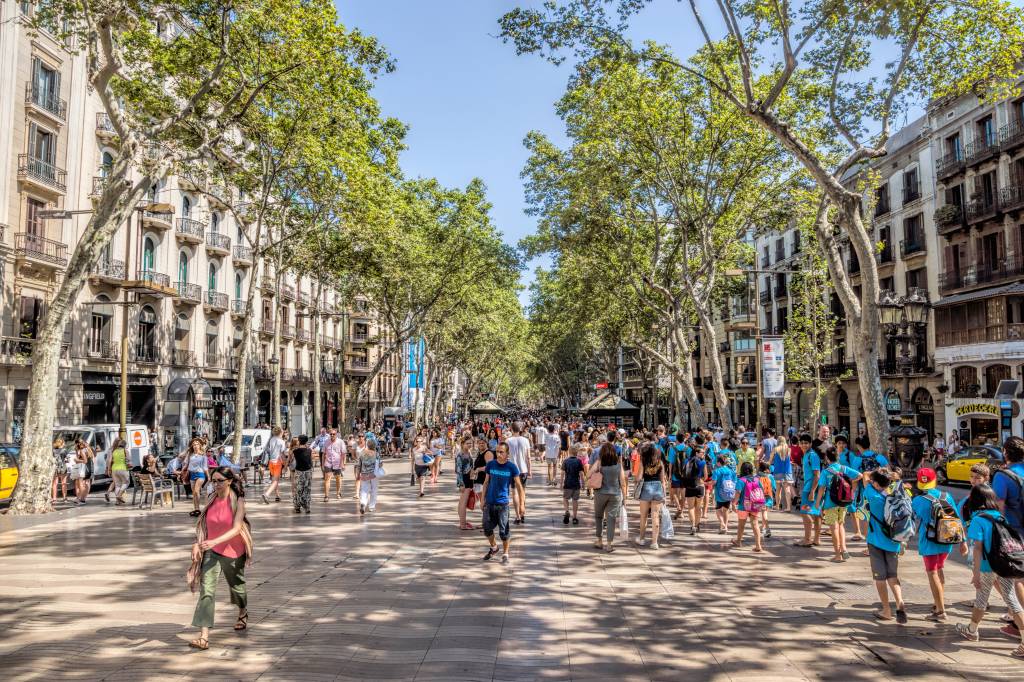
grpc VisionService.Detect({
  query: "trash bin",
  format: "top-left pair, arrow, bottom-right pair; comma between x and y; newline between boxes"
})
890,424 -> 927,473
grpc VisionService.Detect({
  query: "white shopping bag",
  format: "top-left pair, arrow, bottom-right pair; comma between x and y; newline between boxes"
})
659,505 -> 675,540
618,502 -> 629,540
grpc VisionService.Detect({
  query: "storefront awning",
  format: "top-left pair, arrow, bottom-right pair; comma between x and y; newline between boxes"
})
933,282 -> 1024,307
166,377 -> 213,402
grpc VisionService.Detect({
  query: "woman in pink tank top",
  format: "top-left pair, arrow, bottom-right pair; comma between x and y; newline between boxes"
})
186,467 -> 253,650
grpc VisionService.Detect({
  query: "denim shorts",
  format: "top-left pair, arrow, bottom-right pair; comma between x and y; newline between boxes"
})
639,480 -> 665,502
773,473 -> 794,483
483,503 -> 510,540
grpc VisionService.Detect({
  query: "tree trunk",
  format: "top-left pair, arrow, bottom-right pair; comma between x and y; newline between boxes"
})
696,307 -> 734,431
10,159 -> 153,514
271,251 -> 283,430
312,279 -> 323,434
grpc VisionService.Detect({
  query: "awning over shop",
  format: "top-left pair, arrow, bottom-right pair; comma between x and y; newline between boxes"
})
581,392 -> 639,413
933,282 -> 1024,307
166,377 -> 213,403
470,400 -> 505,415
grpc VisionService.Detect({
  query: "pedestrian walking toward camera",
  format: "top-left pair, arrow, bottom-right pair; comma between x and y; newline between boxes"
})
291,435 -> 313,514
51,438 -> 68,504
711,454 -> 737,534
186,438 -> 209,517
357,440 -> 382,514
72,439 -> 95,505
544,424 -> 560,486
814,447 -> 862,562
261,427 -> 286,504
955,484 -> 1024,657
321,429 -> 346,502
455,435 -> 476,529
506,422 -> 532,524
104,438 -> 131,505
482,442 -> 525,564
187,467 -> 253,651
794,434 -> 823,547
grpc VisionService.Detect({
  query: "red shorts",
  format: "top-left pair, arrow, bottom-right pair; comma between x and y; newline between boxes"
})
922,554 -> 948,572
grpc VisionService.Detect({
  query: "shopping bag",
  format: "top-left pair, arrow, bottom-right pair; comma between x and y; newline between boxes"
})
618,502 -> 629,540
466,491 -> 477,510
659,505 -> 675,540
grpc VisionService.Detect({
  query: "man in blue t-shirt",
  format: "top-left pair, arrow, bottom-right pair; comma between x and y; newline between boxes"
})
482,442 -> 524,564
992,437 -> 1024,533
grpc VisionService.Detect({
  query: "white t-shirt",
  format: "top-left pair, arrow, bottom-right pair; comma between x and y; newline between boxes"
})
265,436 -> 285,463
506,435 -> 531,473
533,426 -> 546,445
544,433 -> 560,459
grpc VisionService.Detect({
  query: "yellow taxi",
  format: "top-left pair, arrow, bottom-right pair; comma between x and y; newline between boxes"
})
936,445 -> 1003,485
0,444 -> 19,504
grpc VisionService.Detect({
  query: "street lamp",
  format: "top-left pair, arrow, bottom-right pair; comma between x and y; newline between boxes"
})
880,287 -> 930,468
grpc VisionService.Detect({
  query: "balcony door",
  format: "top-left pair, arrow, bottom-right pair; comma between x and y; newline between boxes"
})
142,237 -> 155,273
28,123 -> 55,164
137,305 -> 157,361
208,262 -> 217,293
178,251 -> 189,283
32,57 -> 59,104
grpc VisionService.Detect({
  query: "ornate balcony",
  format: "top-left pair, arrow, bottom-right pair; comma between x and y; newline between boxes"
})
231,299 -> 247,316
205,231 -> 231,255
935,152 -> 965,181
142,210 -> 173,230
232,245 -> 253,265
260,318 -> 274,335
965,197 -> 998,226
86,341 -> 120,362
25,82 -> 66,122
280,284 -> 296,301
175,217 -> 206,243
282,324 -> 295,339
174,281 -> 201,304
15,232 -> 68,267
1001,119 -> 1024,152
133,345 -> 160,364
297,328 -> 311,343
965,135 -> 999,167
899,239 -> 925,259
347,358 -> 371,375
95,112 -> 115,139
205,352 -> 224,369
934,204 -> 965,235
172,349 -> 196,367
90,258 -> 125,284
17,154 -> 66,193
998,185 -> 1024,213
125,269 -> 175,297
205,291 -> 228,311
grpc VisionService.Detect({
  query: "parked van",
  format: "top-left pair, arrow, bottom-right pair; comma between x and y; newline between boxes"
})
219,429 -> 271,468
52,424 -> 151,484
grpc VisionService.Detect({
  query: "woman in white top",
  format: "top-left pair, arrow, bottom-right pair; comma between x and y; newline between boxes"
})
410,437 -> 432,497
186,437 -> 209,517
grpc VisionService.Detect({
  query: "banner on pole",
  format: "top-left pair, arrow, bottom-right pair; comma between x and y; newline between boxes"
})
761,337 -> 785,399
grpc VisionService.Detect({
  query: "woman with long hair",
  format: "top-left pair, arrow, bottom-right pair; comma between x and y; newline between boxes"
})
591,443 -> 627,552
104,437 -> 131,505
635,442 -> 669,549
51,438 -> 68,504
73,439 -> 95,504
455,435 -> 476,530
185,437 -> 209,517
187,466 -> 253,650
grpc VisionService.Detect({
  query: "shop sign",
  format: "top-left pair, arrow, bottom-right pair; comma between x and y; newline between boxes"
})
761,339 -> 784,399
955,403 -> 999,417
884,389 -> 902,415
83,391 -> 106,403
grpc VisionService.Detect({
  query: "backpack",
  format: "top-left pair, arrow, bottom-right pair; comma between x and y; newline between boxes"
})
742,477 -> 766,513
860,452 -> 880,473
827,467 -> 855,506
680,457 -> 699,487
758,474 -> 774,502
718,473 -> 736,501
981,512 -> 1024,579
873,484 -> 915,544
925,492 -> 965,545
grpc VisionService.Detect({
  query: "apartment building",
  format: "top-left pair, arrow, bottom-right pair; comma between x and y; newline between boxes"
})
930,80 -> 1024,445
755,115 -> 946,440
0,4 -> 400,447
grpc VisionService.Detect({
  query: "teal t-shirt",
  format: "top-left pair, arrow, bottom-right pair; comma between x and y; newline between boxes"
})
864,485 -> 901,553
712,466 -> 737,503
912,488 -> 960,557
818,463 -> 860,510
967,510 -> 1003,573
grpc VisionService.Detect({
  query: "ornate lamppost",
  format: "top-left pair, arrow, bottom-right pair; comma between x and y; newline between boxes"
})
878,287 -> 930,469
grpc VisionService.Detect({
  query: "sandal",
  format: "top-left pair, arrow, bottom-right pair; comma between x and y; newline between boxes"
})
1012,644 -> 1024,659
792,541 -> 814,548
234,610 -> 248,631
189,637 -> 209,650
873,611 -> 894,621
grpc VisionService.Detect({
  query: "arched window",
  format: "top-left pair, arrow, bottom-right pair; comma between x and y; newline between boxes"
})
100,151 -> 113,176
954,366 -> 979,397
142,236 -> 156,273
235,272 -> 243,300
210,212 -> 220,233
177,251 -> 189,283
181,195 -> 191,218
206,319 -> 219,360
137,305 -> 157,361
984,364 -> 1011,396
208,262 -> 217,292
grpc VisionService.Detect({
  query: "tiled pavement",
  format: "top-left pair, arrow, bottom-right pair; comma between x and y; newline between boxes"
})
2,460 -> 1024,681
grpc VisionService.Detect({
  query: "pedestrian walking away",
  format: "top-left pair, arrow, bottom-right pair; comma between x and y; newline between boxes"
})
261,427 -> 286,504
187,466 -> 253,651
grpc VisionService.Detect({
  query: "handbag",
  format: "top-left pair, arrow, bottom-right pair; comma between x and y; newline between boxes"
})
633,480 -> 644,500
374,462 -> 386,478
659,505 -> 675,540
586,462 -> 603,490
466,491 -> 477,510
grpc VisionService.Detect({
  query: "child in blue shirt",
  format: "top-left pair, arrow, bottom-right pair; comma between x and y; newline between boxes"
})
956,484 -> 1024,653
864,468 -> 907,624
911,467 -> 967,622
814,446 -> 863,563
711,454 -> 737,534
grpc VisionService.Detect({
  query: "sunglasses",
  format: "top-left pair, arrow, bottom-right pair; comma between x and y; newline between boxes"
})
211,477 -> 228,485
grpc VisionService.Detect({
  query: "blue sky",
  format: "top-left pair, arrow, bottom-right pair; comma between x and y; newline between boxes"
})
337,1 -> 694,308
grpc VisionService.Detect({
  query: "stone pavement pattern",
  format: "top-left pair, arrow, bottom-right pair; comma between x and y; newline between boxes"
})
2,461 -> 1024,681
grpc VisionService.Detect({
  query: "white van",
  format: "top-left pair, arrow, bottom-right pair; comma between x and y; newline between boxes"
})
219,429 -> 271,468
52,424 -> 151,484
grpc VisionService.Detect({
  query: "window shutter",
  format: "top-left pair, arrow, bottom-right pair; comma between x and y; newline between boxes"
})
28,122 -> 38,158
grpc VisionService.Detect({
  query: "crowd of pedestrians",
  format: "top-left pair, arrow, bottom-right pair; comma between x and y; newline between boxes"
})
172,413 -> 1024,660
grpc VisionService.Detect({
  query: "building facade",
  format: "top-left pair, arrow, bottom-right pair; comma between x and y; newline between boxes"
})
0,5 -> 400,447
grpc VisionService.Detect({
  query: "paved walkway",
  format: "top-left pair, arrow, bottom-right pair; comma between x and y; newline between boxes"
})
2,460 -> 1023,681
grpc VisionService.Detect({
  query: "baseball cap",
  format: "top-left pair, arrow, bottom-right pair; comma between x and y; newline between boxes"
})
916,467 -> 937,490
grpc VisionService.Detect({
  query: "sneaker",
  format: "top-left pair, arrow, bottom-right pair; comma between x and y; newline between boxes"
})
690,526 -> 697,535
501,553 -> 510,564
896,609 -> 908,625
572,517 -> 579,525
1000,623 -> 1021,639
261,494 -> 269,504
563,512 -> 570,525
764,528 -> 772,539
359,504 -> 365,515
294,508 -> 301,514
956,623 -> 980,641
104,492 -> 110,502
925,612 -> 947,623
521,515 -> 526,525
